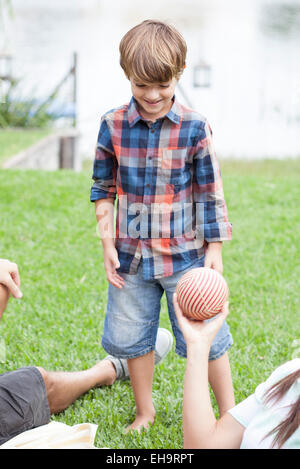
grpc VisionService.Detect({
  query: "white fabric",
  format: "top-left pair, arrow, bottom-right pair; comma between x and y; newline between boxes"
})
0,422 -> 103,449
229,359 -> 300,449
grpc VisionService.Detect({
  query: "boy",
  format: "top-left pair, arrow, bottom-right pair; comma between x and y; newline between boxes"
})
91,20 -> 234,432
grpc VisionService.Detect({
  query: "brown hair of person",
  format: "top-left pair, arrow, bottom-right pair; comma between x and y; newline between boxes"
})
119,20 -> 187,84
263,369 -> 300,448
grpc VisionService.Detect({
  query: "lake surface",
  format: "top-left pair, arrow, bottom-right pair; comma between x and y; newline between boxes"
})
2,0 -> 300,159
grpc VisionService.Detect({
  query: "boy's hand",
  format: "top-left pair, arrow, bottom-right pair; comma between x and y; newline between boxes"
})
0,259 -> 22,299
103,246 -> 125,289
173,293 -> 229,347
204,242 -> 223,274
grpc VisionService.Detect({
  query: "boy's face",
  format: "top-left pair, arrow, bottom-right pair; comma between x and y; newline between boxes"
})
130,77 -> 177,122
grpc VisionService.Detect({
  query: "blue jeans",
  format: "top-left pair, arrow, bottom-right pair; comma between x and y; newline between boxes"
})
102,258 -> 233,360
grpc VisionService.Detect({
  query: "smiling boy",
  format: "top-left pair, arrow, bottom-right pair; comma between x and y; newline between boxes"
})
91,20 -> 234,432
129,78 -> 177,121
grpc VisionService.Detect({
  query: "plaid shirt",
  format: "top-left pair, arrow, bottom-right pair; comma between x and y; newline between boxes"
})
91,96 -> 232,280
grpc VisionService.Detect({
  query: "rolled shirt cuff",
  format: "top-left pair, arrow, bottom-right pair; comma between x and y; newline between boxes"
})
199,222 -> 233,242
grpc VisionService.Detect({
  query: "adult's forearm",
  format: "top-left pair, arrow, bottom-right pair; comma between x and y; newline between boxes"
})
183,342 -> 218,449
0,284 -> 10,320
95,198 -> 115,248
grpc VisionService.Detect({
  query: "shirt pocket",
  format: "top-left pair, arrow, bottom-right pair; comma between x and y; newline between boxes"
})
157,148 -> 190,189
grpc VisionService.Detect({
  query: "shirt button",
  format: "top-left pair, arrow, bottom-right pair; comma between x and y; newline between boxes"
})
151,129 -> 155,133
146,184 -> 150,188
148,156 -> 152,160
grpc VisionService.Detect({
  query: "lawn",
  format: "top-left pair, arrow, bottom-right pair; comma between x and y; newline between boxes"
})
0,159 -> 299,449
0,129 -> 50,166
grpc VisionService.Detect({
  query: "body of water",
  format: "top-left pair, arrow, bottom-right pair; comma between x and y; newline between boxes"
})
1,0 -> 300,159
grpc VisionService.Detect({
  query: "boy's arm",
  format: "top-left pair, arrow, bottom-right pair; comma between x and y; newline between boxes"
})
91,118 -> 124,288
90,116 -> 118,203
94,196 -> 124,291
193,120 -> 232,273
204,241 -> 223,274
95,198 -> 124,289
95,198 -> 115,245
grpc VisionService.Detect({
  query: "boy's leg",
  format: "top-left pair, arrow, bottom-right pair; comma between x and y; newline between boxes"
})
208,352 -> 235,416
160,259 -> 235,415
167,290 -> 235,414
41,328 -> 173,418
0,330 -> 173,445
126,351 -> 156,432
101,261 -> 163,432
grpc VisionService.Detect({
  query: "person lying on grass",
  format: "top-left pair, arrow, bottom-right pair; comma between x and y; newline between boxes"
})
0,259 -> 172,446
173,293 -> 300,449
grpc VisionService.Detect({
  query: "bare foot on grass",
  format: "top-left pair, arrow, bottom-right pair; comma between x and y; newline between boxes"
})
125,412 -> 155,434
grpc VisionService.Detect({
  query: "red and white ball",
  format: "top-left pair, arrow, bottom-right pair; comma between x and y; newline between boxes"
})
176,267 -> 229,320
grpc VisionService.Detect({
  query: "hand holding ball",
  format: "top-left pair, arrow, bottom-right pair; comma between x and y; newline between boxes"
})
176,267 -> 229,321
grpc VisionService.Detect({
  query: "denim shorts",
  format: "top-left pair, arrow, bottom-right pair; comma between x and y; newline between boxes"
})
102,258 -> 233,360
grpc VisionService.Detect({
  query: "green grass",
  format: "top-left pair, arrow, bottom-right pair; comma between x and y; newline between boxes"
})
0,128 -> 51,165
0,159 -> 299,448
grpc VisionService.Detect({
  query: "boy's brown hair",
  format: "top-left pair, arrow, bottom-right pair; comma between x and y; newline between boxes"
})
119,20 -> 187,84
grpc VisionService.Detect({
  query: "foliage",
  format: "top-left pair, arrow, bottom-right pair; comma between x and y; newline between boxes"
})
0,1 -> 57,128
0,79 -> 58,128
0,0 -> 12,22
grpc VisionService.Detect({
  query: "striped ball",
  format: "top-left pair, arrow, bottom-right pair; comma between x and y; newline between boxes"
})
176,267 -> 229,320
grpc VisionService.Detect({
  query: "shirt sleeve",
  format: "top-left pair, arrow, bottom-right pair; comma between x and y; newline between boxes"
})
228,359 -> 300,428
90,117 -> 117,202
254,359 -> 300,404
193,120 -> 232,242
228,394 -> 261,428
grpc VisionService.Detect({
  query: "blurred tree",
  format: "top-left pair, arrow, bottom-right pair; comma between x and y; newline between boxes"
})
0,0 -> 12,25
260,2 -> 300,39
0,0 -> 12,50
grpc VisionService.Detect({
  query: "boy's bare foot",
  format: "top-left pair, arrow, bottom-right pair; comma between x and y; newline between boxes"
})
125,411 -> 156,434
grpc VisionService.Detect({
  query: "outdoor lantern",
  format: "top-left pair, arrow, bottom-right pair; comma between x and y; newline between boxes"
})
193,60 -> 212,88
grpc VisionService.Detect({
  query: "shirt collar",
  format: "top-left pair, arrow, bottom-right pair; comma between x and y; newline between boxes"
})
128,95 -> 181,127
